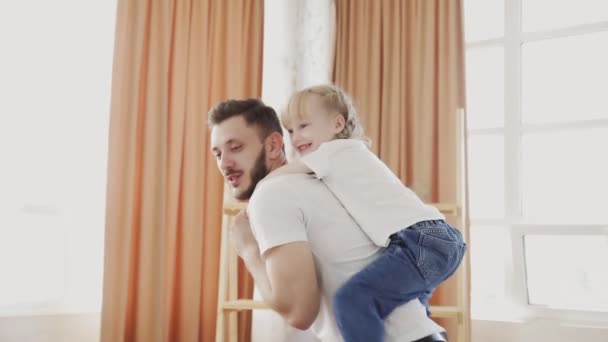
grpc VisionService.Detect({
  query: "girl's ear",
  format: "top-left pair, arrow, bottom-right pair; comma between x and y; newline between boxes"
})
333,114 -> 346,134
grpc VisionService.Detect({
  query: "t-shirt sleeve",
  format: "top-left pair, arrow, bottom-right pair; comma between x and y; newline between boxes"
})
300,140 -> 348,179
248,180 -> 308,256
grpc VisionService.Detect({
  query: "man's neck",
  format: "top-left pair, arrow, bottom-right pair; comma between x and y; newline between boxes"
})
267,154 -> 288,173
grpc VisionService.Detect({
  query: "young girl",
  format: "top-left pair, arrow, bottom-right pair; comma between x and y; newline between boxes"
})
269,84 -> 466,342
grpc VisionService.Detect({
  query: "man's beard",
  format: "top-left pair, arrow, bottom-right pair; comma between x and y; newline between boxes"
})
235,149 -> 269,201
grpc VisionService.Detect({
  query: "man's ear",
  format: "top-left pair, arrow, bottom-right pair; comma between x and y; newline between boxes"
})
333,114 -> 346,134
265,132 -> 284,159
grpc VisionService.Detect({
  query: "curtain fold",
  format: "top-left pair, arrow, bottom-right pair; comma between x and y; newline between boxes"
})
101,1 -> 263,341
333,0 -> 468,339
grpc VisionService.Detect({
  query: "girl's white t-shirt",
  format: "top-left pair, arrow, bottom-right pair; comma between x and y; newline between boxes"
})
300,139 -> 444,247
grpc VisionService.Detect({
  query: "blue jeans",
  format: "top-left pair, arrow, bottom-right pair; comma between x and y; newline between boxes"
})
333,220 -> 466,342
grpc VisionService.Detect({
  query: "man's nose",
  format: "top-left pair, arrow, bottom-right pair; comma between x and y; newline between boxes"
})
219,154 -> 235,172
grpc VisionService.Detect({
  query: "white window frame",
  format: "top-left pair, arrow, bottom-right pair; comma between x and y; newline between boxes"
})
466,0 -> 608,323
510,224 -> 608,324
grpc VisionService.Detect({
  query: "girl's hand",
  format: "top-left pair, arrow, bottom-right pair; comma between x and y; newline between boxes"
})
266,161 -> 312,179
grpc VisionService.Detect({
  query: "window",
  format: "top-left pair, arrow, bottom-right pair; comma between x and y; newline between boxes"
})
0,1 -> 116,315
465,0 -> 608,321
523,233 -> 608,311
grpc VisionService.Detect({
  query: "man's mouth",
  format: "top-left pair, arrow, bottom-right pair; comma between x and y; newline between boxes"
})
226,172 -> 243,187
297,143 -> 312,154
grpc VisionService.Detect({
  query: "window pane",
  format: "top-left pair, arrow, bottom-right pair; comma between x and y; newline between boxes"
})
524,234 -> 608,311
522,128 -> 608,224
465,0 -> 504,42
523,0 -> 608,32
466,47 -> 505,129
471,225 -> 512,317
468,134 -> 505,219
522,32 -> 608,124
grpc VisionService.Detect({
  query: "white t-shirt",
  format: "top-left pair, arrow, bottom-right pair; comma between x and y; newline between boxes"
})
248,174 -> 445,342
300,139 -> 444,247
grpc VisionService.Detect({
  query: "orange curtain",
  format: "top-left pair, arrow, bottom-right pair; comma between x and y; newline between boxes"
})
333,0 -> 468,339
100,1 -> 262,341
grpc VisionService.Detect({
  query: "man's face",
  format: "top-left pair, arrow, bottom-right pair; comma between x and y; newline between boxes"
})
211,115 -> 270,200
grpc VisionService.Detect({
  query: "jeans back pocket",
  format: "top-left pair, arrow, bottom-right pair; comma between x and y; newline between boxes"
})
416,227 -> 460,282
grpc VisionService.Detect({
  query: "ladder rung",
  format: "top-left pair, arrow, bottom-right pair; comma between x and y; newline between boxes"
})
221,300 -> 462,320
221,299 -> 270,311
429,305 -> 463,321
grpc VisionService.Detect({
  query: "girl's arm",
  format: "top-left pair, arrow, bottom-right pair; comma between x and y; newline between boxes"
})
267,160 -> 313,178
268,140 -> 354,180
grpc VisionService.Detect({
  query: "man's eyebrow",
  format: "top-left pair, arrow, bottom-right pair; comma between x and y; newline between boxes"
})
213,139 -> 241,151
226,138 -> 242,145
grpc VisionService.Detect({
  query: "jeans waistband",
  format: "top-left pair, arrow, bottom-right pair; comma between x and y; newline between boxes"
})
389,220 -> 446,241
410,219 -> 446,229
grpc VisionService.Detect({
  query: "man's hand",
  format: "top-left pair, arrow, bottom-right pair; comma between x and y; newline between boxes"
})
230,209 -> 259,257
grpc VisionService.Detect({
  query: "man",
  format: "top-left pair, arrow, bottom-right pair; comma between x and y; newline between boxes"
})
209,98 -> 448,342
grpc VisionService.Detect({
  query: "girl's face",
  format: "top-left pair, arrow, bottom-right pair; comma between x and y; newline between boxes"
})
285,95 -> 345,157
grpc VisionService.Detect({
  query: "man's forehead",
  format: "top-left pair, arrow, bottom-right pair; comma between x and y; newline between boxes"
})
211,116 -> 259,147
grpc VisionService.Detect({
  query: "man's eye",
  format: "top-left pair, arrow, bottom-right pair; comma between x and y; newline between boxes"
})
230,145 -> 242,152
299,123 -> 309,129
214,153 -> 221,160
287,129 -> 293,134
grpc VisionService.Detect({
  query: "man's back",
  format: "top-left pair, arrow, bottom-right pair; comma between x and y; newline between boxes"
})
249,174 -> 444,341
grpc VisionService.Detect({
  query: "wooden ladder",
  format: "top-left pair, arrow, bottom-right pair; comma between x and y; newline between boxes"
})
215,201 -> 469,342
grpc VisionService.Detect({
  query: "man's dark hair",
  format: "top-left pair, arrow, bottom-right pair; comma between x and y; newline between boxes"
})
208,98 -> 283,140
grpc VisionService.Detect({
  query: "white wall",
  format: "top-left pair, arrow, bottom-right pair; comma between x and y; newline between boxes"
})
253,0 -> 334,341
0,314 -> 100,342
0,1 -> 113,341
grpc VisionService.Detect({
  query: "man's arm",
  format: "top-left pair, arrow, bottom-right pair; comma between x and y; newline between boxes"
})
231,209 -> 320,330
240,242 -> 321,330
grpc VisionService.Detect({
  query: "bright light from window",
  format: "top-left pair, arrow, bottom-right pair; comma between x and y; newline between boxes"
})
0,1 -> 116,314
464,0 -> 504,42
465,0 -> 608,323
524,234 -> 608,312
470,225 -> 512,318
522,0 -> 608,32
467,134 -> 505,219
522,31 -> 608,124
522,127 -> 608,224
466,47 -> 505,129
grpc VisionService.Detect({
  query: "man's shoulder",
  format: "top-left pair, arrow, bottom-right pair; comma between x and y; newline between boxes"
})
250,174 -> 314,203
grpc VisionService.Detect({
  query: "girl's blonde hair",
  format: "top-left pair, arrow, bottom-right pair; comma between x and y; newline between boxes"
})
282,84 -> 370,145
